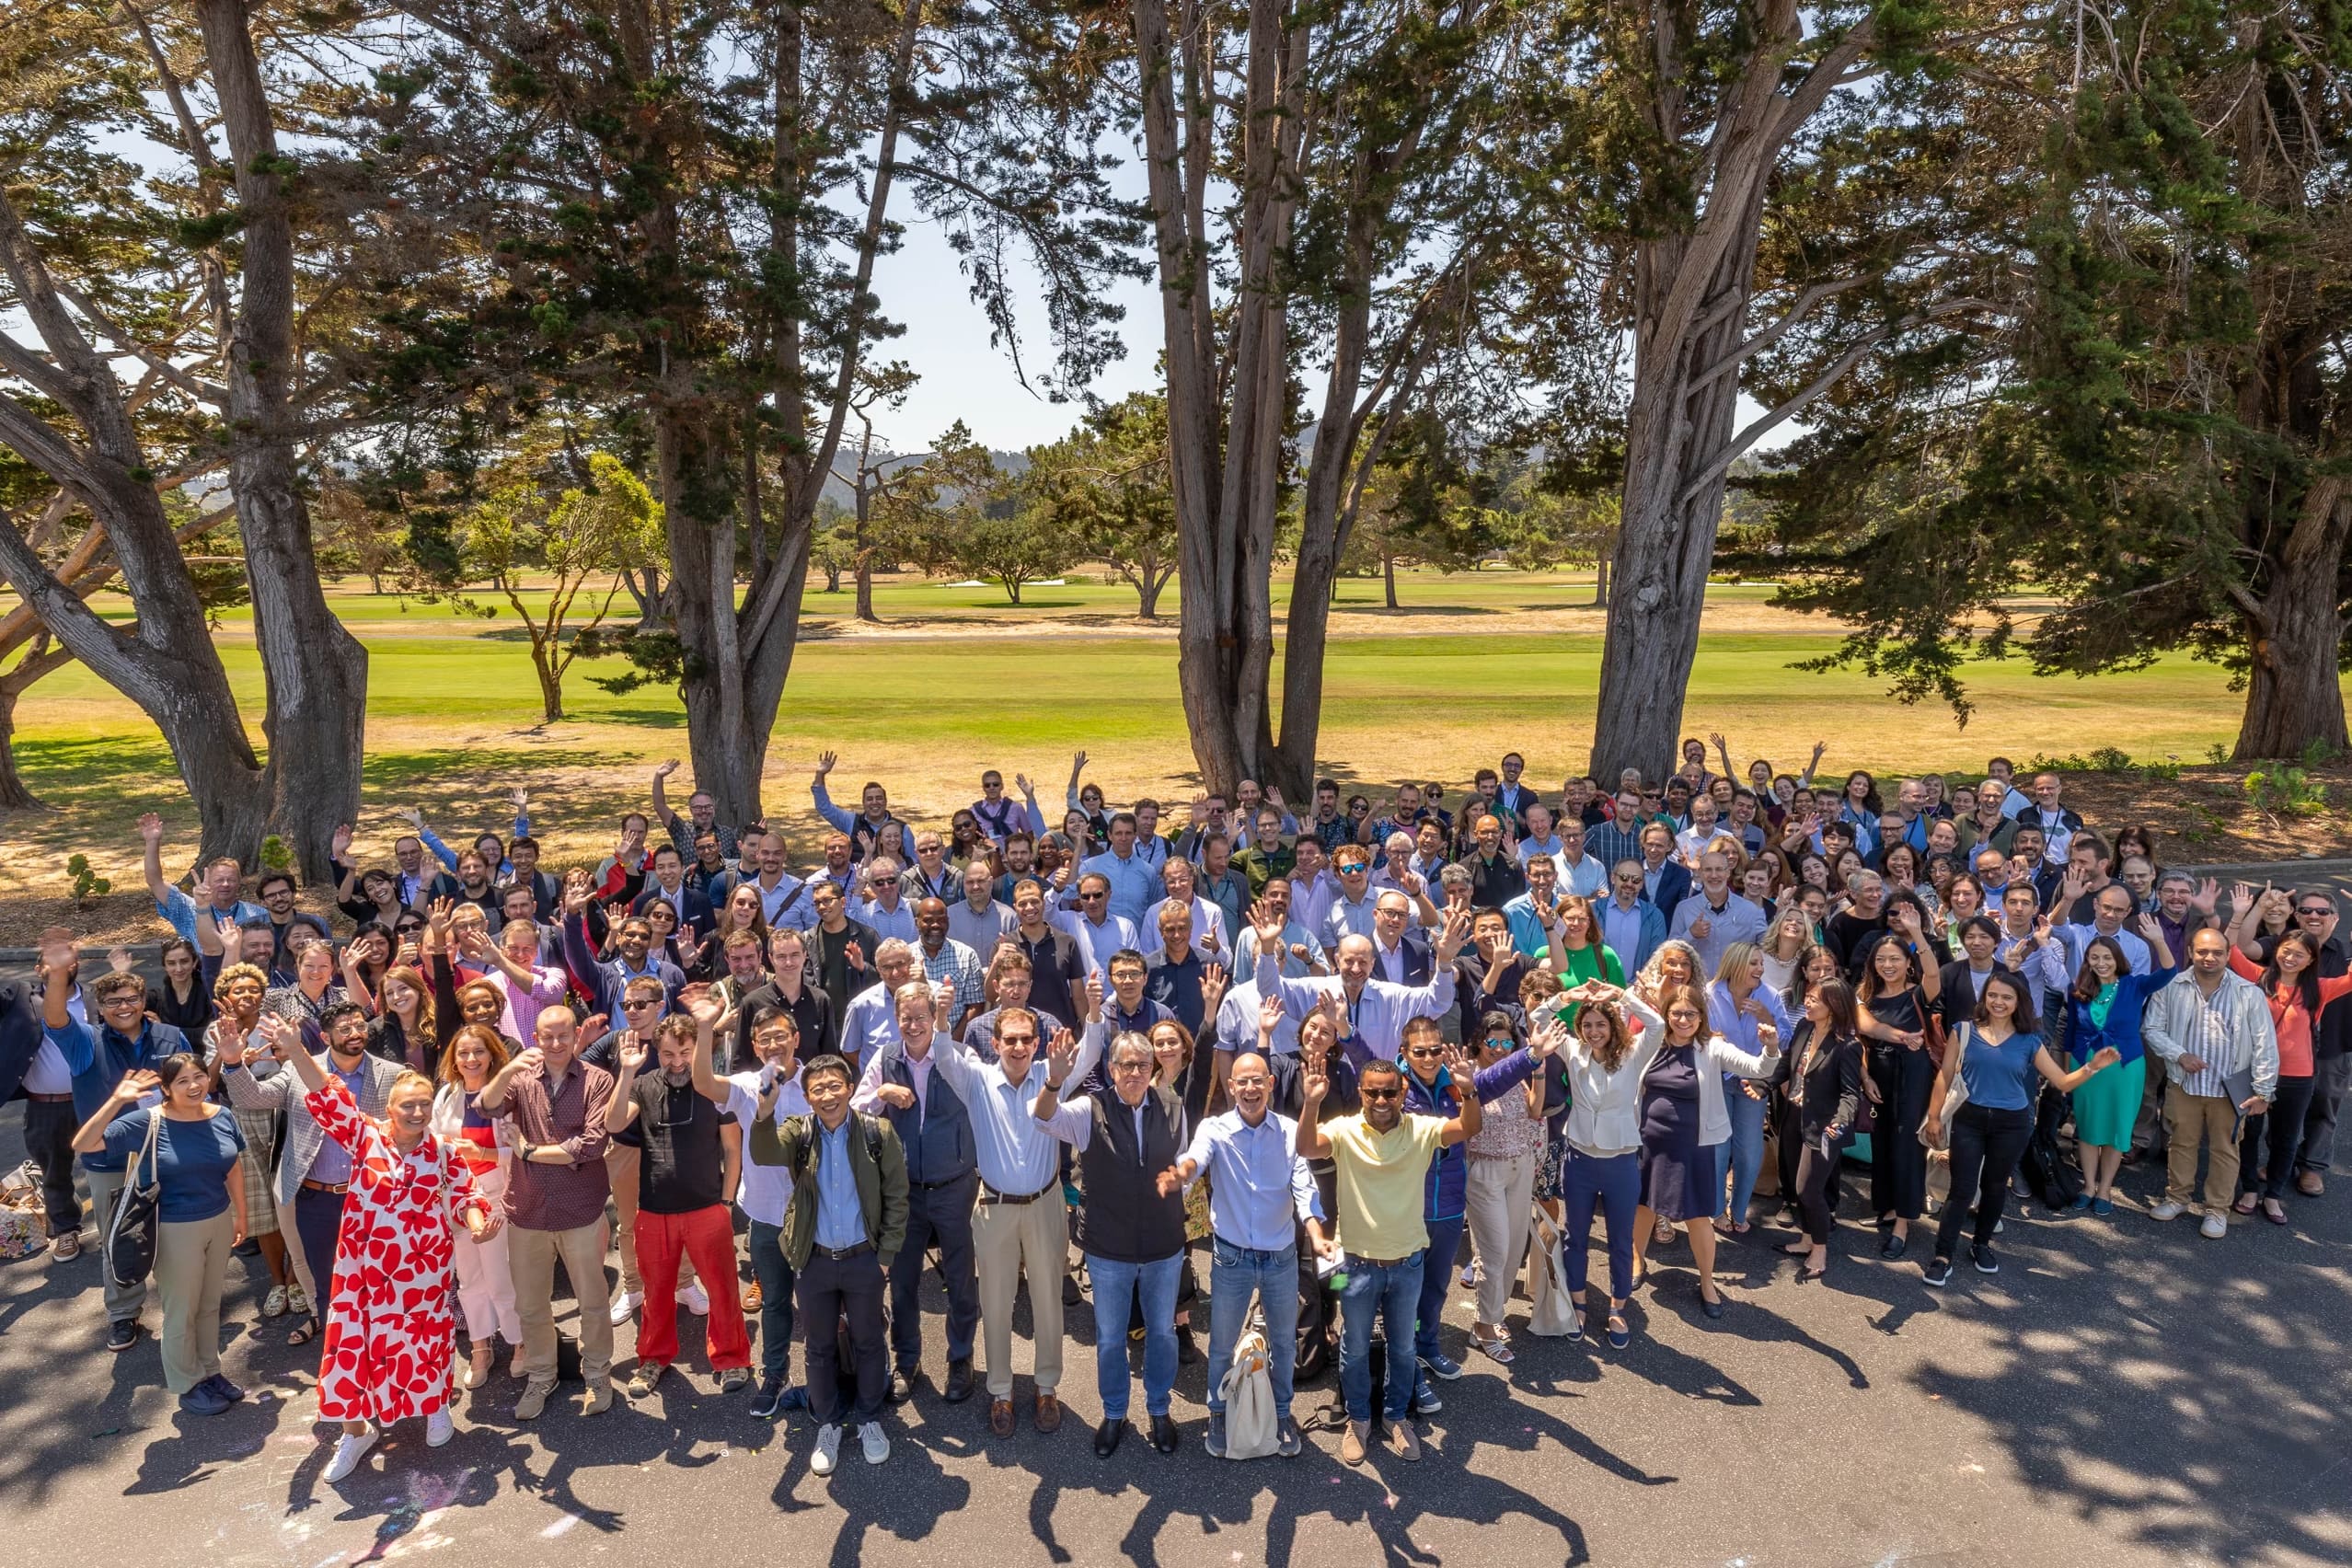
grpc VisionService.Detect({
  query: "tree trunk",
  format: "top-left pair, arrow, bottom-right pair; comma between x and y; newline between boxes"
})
1136,558 -> 1165,618
2233,490 -> 2352,761
1382,551 -> 1398,609
1592,530 -> 1612,606
0,673 -> 42,811
854,547 -> 878,621
1004,579 -> 1022,605
195,0 -> 368,882
535,652 -> 565,724
823,560 -> 842,593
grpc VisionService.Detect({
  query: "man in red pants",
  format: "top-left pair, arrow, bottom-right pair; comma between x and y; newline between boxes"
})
605,995 -> 751,1397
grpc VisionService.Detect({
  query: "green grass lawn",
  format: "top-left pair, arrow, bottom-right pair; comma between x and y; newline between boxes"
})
6,566 -> 2329,907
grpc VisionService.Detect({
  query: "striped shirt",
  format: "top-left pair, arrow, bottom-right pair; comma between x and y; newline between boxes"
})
1582,820 -> 1645,871
2182,983 -> 2234,1099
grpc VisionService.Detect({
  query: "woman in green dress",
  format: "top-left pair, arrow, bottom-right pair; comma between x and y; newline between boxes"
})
2059,918 -> 2176,1216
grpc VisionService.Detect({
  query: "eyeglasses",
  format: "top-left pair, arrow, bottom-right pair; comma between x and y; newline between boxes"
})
1078,891 -> 1106,903
2300,905 -> 2333,917
1404,1046 -> 1442,1060
1360,1087 -> 1401,1101
1111,1061 -> 1154,1074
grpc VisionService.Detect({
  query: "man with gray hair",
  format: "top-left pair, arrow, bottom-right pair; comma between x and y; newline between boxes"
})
1669,850 -> 1768,975
838,940 -> 920,1069
1252,900 -> 1469,1063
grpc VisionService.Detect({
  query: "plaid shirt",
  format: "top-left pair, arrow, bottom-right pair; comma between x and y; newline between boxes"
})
920,937 -> 987,1014
1582,819 -> 1645,872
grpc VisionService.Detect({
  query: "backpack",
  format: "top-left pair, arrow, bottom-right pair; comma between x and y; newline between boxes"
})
1217,1330 -> 1281,1460
790,1113 -> 885,1182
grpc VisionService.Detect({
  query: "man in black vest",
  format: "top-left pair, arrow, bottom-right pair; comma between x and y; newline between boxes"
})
1032,1030 -> 1191,1458
850,979 -> 980,1404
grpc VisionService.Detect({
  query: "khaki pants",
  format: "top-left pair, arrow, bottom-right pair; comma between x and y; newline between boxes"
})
974,1191 -> 1066,1400
1465,1149 -> 1539,1328
84,1165 -> 153,1324
510,1219 -> 614,1387
155,1210 -> 234,1394
2164,1082 -> 2242,1211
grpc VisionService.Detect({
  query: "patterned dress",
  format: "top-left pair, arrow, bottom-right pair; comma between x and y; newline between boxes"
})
305,1081 -> 491,1424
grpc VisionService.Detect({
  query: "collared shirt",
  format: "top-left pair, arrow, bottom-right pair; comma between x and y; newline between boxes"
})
1076,848 -> 1162,926
724,1069 -> 810,1228
1668,891 -> 1769,975
932,1025 -> 1106,1194
155,887 -> 268,945
946,897 -> 1019,956
1256,951 -> 1457,1063
812,1117 -> 868,1248
1216,977 -> 1298,1056
837,984 -> 904,1067
1233,920 -> 1325,978
1289,870 -> 1339,942
1599,897 -> 1647,973
919,938 -> 987,1014
1049,908 -> 1140,979
664,815 -> 741,862
856,897 -> 919,944
1184,1108 -> 1323,1251
306,1057 -> 370,1184
1369,935 -> 1416,986
2183,982 -> 2233,1099
492,1057 -> 615,1232
1139,894 -> 1228,961
2056,922 -> 2152,981
1583,820 -> 1644,871
1321,891 -> 1379,951
753,872 -> 814,930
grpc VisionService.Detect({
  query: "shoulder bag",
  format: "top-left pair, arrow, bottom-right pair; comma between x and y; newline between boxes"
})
106,1110 -> 166,1291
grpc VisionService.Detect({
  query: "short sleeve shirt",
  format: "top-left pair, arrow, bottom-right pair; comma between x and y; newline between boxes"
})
1323,1112 -> 1447,1261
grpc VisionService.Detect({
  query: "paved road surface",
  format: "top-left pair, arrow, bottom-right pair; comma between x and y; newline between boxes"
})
2,1099 -> 2346,1568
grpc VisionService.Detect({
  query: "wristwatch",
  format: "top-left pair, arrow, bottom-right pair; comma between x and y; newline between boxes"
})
517,1140 -> 535,1162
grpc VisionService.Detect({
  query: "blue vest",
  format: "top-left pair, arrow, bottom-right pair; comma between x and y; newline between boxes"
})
882,1052 -> 976,1188
71,1020 -> 185,1173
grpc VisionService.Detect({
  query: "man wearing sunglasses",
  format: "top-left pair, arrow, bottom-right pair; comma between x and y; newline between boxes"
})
1051,871 -> 1141,982
1297,1033 -> 1483,1466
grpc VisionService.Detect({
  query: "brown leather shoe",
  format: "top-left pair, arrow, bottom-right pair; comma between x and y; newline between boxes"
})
1033,1393 -> 1063,1434
1340,1420 -> 1369,1466
988,1398 -> 1015,1437
2298,1170 -> 2325,1197
1385,1421 -> 1423,1461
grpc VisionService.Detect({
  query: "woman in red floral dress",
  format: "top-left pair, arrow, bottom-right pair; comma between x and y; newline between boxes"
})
266,1015 -> 501,1482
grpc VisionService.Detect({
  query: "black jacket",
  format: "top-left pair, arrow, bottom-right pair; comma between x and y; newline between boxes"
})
1779,1022 -> 1864,1147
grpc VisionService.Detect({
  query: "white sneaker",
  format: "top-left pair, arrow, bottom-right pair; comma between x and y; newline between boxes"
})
2149,1201 -> 2187,1222
680,1281 -> 710,1317
859,1421 -> 890,1465
811,1424 -> 842,1476
426,1410 -> 454,1447
322,1427 -> 378,1483
2199,1212 -> 2228,1239
608,1290 -> 643,1325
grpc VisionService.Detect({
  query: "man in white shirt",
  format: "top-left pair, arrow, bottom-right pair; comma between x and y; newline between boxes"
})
838,940 -> 920,1067
691,998 -> 809,1417
1139,858 -> 1228,962
1231,877 -> 1326,978
1320,847 -> 1381,951
1051,871 -> 1142,980
1674,795 -> 1738,870
855,859 -> 919,943
1551,818 -> 1607,899
744,831 -> 814,931
1513,803 -> 1566,871
1668,851 -> 1769,975
1252,900 -> 1468,1062
1287,837 -> 1339,940
930,991 -> 1106,1438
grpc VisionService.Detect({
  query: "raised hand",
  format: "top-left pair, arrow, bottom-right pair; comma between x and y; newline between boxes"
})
686,988 -> 726,1027
512,1046 -> 547,1078
114,1068 -> 161,1102
1300,1058 -> 1329,1103
616,1031 -> 647,1074
813,751 -> 837,779
845,940 -> 867,972
2192,877 -> 2221,916
259,1013 -> 304,1061
1199,962 -> 1229,1015
1044,1027 -> 1081,1086
209,1019 -> 248,1068
1086,968 -> 1105,1015
1529,1017 -> 1567,1059
396,805 -> 426,830
2231,882 -> 2256,917
330,823 -> 353,858
1258,991 -> 1285,1039
511,787 -> 530,811
2136,912 -> 2165,943
1435,901 -> 1471,963
653,759 -> 681,780
138,811 -> 164,845
1014,772 -> 1035,797
562,872 -> 593,917
1249,896 -> 1285,951
577,1013 -> 609,1041
37,931 -> 75,977
1070,749 -> 1089,778
107,946 -> 134,974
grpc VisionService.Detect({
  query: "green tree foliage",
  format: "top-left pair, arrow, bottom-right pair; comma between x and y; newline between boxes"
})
1028,393 -> 1178,618
1759,0 -> 2352,760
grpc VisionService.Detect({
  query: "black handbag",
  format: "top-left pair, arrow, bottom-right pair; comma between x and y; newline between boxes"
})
106,1110 -> 164,1290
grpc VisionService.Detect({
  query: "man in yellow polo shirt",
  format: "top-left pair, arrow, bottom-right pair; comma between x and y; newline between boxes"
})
1298,1043 -> 1481,1466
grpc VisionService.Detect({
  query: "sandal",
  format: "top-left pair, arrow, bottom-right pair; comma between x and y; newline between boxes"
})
286,1317 -> 319,1347
1777,1241 -> 1813,1258
1471,1333 -> 1515,1366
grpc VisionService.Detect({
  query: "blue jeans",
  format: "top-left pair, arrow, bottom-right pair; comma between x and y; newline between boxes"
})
1086,1251 -> 1182,1419
1205,1238 -> 1299,1416
1412,1214 -> 1465,1361
1338,1251 -> 1424,1422
1561,1148 -> 1639,1301
746,1219 -> 797,1385
1724,1084 -> 1770,1224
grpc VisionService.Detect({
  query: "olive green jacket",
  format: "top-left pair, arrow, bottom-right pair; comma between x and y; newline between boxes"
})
749,1106 -> 910,1272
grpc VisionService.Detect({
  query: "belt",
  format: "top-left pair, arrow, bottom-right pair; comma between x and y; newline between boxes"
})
978,1182 -> 1052,1205
301,1178 -> 352,1195
1344,1251 -> 1412,1270
911,1176 -> 971,1191
813,1240 -> 874,1261
23,1091 -> 74,1103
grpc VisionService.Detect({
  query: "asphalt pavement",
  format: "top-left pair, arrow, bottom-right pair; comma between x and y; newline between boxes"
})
2,1095 -> 2346,1568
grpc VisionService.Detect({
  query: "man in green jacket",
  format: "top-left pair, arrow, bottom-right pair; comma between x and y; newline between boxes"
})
750,1052 -> 909,1476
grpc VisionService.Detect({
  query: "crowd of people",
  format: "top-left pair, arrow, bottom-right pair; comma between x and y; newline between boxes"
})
3,739 -> 2330,1482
